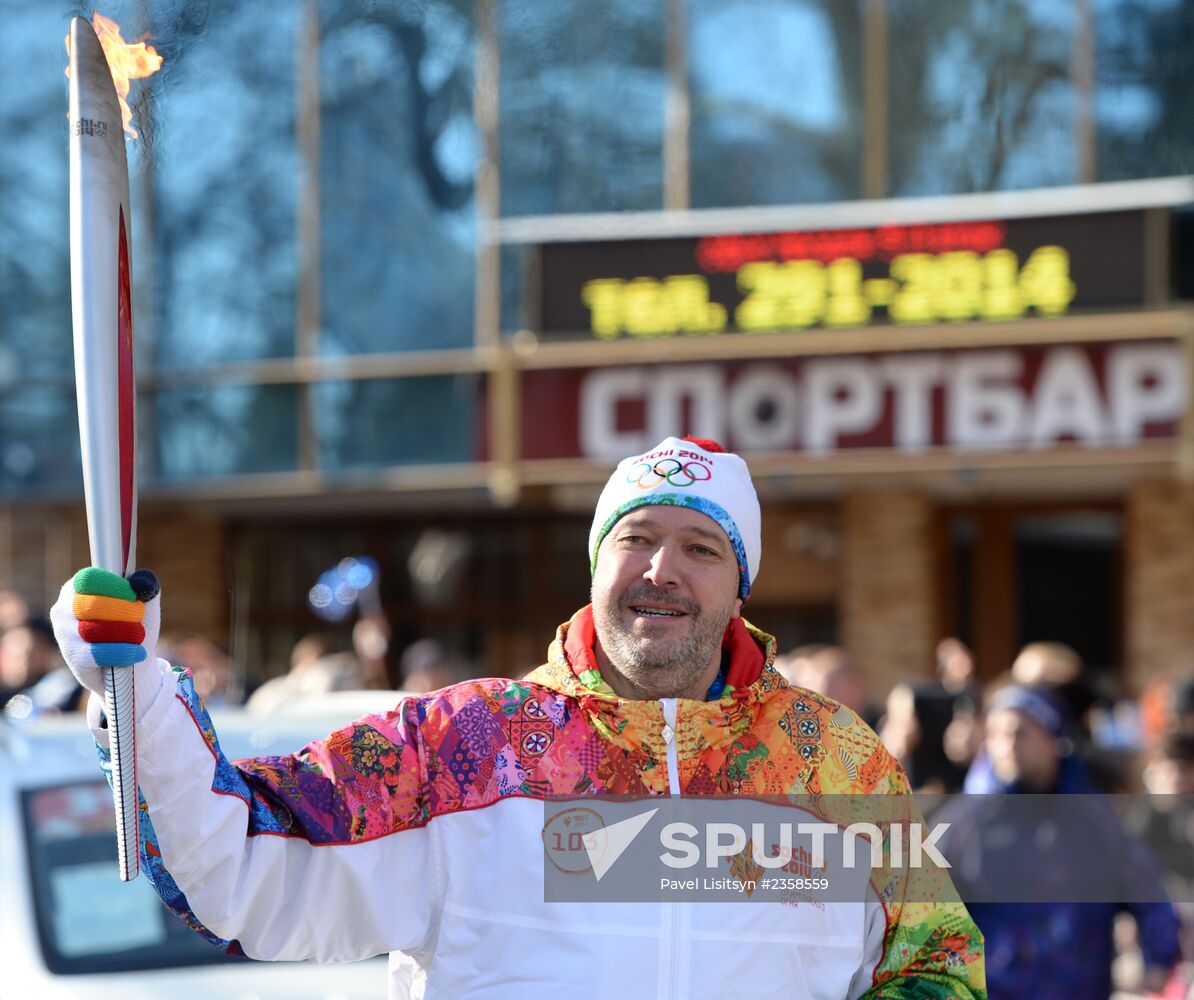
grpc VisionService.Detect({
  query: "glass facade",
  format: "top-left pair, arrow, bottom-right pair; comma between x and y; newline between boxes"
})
149,2 -> 302,368
888,0 -> 1079,195
318,1 -> 477,355
151,384 -> 298,481
0,388 -> 80,494
689,0 -> 862,206
0,1 -> 78,495
889,0 -> 1194,195
1095,0 -> 1194,182
497,0 -> 666,215
312,375 -> 477,470
0,0 -> 1189,495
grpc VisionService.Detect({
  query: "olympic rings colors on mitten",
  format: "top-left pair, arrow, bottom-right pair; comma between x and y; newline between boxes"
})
72,567 -> 154,668
78,620 -> 145,645
72,593 -> 146,626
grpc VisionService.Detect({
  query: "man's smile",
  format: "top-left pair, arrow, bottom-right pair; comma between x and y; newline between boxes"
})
628,605 -> 687,618
621,593 -> 696,626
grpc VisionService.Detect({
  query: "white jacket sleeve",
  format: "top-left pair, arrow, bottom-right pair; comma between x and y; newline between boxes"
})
91,661 -> 441,964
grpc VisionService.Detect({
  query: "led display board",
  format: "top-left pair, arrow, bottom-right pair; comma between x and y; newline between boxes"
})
537,211 -> 1153,339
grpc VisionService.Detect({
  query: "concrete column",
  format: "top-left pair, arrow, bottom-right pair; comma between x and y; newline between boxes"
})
840,491 -> 936,698
1125,480 -> 1194,687
137,508 -> 229,649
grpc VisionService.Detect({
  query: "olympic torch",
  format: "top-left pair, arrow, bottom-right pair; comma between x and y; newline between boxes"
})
67,14 -> 162,882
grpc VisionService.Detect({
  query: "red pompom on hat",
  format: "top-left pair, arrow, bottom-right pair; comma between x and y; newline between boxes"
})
682,437 -> 726,453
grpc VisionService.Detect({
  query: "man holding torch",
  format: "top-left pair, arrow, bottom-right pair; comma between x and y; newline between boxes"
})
52,435 -> 987,998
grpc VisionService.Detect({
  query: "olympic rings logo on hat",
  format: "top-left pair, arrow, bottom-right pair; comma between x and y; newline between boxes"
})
628,459 -> 714,489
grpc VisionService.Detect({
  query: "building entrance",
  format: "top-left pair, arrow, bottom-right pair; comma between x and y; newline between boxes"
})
947,505 -> 1122,682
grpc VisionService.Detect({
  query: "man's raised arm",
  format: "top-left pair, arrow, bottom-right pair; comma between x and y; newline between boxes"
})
51,567 -> 439,964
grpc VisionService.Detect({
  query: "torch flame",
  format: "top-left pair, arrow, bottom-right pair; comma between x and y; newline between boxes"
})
65,12 -> 164,139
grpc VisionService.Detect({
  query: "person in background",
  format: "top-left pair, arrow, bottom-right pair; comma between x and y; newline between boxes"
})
0,585 -> 29,630
1143,728 -> 1194,798
939,684 -> 1182,998
158,632 -> 238,707
1010,639 -> 1136,791
1,615 -> 81,718
935,637 -> 983,778
1011,640 -> 1095,729
772,642 -> 820,686
245,632 -> 366,713
1139,671 -> 1194,762
1,615 -> 60,692
877,684 -> 918,783
289,631 -> 339,672
1170,675 -> 1194,735
936,637 -> 977,696
1125,728 -> 1194,998
397,637 -> 456,694
352,613 -> 391,689
774,643 -> 877,727
877,681 -> 966,792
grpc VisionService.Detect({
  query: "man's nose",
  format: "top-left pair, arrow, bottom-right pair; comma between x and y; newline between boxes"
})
643,544 -> 681,586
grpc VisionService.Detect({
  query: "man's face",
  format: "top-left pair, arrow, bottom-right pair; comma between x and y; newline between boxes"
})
985,707 -> 1060,790
591,505 -> 741,700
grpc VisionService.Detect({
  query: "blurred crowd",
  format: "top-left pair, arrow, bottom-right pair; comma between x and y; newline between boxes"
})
773,637 -> 1194,800
775,639 -> 1194,999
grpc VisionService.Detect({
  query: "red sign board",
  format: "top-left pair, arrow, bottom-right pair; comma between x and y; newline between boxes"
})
508,342 -> 1184,462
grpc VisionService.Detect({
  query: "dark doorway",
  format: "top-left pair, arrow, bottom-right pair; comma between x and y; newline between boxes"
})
1015,513 -> 1121,673
945,506 -> 1122,681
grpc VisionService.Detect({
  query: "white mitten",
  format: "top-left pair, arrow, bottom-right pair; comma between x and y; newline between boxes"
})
50,567 -> 163,717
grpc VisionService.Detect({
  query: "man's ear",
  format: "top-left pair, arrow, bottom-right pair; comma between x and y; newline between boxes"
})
732,598 -> 742,619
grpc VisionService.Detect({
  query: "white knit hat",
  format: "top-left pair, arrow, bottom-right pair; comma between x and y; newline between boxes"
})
588,436 -> 761,600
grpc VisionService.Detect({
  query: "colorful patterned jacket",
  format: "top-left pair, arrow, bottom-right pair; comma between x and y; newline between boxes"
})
101,608 -> 986,999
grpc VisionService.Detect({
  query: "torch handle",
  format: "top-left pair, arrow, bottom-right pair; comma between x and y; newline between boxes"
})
104,667 -> 139,880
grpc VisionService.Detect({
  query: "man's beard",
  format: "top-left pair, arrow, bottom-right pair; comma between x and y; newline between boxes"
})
593,584 -> 736,699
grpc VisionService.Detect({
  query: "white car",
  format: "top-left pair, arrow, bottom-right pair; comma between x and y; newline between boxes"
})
0,692 -> 407,999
